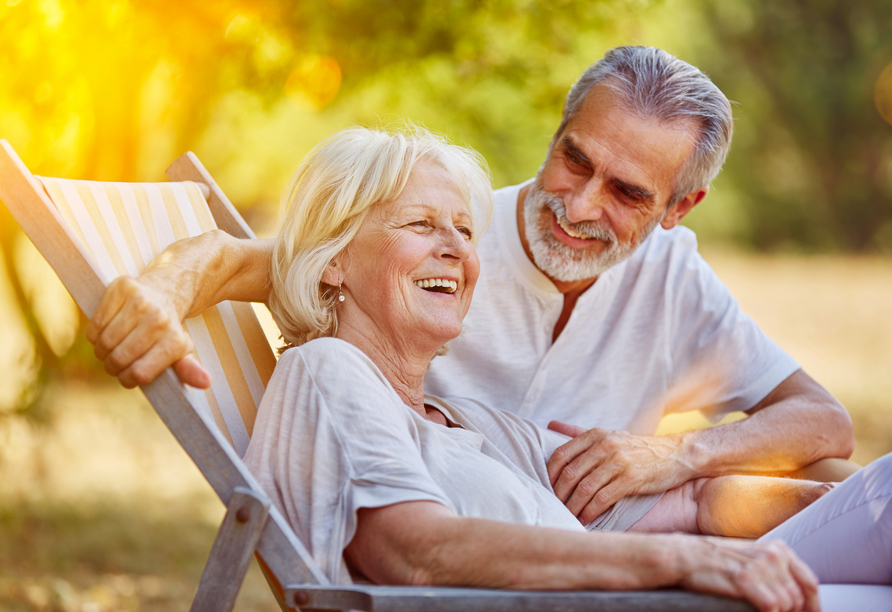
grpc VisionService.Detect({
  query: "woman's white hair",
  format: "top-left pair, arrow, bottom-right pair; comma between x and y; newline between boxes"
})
269,126 -> 493,350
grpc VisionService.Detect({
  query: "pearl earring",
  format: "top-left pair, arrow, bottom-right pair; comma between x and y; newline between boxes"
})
338,283 -> 345,302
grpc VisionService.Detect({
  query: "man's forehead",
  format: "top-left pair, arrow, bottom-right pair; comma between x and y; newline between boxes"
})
558,92 -> 697,191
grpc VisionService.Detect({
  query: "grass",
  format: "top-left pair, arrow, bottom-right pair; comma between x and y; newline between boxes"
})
1,250 -> 891,611
0,385 -> 280,612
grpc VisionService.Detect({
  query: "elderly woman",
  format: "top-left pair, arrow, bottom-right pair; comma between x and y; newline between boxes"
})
230,126 -> 891,612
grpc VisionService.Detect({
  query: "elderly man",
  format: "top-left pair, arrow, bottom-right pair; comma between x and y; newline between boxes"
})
88,46 -> 855,524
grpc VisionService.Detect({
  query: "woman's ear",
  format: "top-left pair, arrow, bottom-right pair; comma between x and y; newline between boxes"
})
321,261 -> 342,287
321,250 -> 350,286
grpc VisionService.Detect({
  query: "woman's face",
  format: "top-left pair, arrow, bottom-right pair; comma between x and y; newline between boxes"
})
336,162 -> 480,354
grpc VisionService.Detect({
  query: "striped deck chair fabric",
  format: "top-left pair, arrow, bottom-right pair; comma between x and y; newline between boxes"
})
36,177 -> 276,457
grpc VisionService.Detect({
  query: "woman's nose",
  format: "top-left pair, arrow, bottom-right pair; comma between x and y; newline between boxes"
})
437,227 -> 473,262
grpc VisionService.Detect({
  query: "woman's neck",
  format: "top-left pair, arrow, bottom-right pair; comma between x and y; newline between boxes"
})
335,324 -> 436,416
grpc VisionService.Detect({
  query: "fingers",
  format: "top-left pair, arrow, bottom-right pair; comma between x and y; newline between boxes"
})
546,427 -> 608,488
86,275 -> 201,388
114,328 -> 197,388
86,276 -> 134,352
574,478 -> 628,524
787,547 -> 820,612
174,355 -> 212,389
547,420 -> 586,438
686,539 -> 819,612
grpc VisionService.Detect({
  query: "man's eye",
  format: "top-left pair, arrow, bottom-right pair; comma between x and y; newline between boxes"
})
564,151 -> 588,172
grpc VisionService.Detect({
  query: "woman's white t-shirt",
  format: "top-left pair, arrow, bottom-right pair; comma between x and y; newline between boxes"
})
244,338 -> 659,584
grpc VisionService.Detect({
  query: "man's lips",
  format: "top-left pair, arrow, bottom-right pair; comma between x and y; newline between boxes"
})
549,211 -> 603,249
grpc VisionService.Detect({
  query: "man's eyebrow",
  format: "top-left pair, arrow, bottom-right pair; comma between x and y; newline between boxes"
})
610,178 -> 655,204
559,136 -> 655,204
560,137 -> 593,166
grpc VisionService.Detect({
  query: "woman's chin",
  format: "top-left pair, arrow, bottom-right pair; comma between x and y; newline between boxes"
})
418,322 -> 463,351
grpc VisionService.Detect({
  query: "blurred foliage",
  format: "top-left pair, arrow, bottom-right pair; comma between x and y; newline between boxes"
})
0,0 -> 648,417
688,0 -> 892,252
2,0 -> 892,419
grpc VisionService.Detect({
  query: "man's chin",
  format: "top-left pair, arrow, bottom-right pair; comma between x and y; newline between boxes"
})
530,240 -> 624,283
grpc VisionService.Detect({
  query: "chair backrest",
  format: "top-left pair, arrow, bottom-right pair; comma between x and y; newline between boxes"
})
0,141 -> 329,609
35,176 -> 276,456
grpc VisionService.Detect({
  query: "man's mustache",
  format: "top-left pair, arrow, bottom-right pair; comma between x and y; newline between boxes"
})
539,192 -> 617,244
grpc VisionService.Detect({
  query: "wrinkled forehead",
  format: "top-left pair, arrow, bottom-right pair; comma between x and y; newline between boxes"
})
558,83 -> 698,145
375,160 -> 470,216
406,157 -> 487,234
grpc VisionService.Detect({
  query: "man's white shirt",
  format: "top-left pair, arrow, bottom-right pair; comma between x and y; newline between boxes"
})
424,181 -> 800,433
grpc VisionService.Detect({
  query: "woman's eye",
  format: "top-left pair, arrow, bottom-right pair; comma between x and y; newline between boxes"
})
458,226 -> 473,239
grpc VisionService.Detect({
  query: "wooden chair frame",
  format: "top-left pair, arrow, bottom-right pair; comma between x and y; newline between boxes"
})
0,139 -> 753,612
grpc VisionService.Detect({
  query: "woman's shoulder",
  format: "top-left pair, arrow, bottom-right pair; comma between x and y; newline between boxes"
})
273,337 -> 399,405
278,337 -> 380,376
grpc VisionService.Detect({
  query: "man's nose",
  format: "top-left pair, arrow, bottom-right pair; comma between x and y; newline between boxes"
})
563,179 -> 606,224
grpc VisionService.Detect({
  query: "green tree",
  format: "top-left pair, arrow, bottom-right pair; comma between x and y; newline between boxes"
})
693,1 -> 892,251
0,0 -> 648,418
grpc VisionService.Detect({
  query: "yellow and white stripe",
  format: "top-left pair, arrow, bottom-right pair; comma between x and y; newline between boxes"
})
36,177 -> 276,457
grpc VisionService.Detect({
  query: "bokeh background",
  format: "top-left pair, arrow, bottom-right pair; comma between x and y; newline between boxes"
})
2,0 -> 892,610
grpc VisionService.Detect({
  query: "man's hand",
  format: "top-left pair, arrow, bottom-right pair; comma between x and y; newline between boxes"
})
86,275 -> 211,389
84,232 -> 274,390
547,421 -> 697,524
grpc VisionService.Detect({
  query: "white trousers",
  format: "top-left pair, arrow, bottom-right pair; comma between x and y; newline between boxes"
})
759,452 -> 892,611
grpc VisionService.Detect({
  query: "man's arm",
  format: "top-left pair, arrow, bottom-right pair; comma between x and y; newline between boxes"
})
547,369 -> 855,524
85,231 -> 274,388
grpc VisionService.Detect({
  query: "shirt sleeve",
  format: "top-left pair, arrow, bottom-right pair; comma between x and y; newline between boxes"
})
666,236 -> 800,420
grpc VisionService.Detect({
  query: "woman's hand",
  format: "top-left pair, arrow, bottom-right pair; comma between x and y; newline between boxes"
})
86,273 -> 210,389
678,536 -> 820,612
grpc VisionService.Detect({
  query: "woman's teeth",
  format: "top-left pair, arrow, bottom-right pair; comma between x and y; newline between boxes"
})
415,278 -> 458,293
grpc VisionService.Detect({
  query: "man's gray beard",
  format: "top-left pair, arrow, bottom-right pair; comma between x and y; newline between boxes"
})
523,181 -> 664,283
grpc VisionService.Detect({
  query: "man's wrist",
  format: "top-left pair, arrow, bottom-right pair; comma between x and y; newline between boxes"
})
674,429 -> 711,480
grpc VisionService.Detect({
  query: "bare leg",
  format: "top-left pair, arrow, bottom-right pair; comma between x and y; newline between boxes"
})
786,457 -> 860,482
629,476 -> 832,538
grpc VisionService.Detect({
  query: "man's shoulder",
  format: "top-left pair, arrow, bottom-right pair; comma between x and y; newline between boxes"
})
636,225 -> 699,262
616,225 -> 714,299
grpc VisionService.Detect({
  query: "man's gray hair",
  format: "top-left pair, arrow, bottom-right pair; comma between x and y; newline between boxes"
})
558,46 -> 733,206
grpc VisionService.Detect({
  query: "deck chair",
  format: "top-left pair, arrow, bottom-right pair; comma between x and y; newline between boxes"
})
0,139 -> 753,612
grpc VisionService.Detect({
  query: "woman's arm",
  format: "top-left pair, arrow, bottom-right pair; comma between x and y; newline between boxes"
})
85,231 -> 274,388
344,500 -> 819,612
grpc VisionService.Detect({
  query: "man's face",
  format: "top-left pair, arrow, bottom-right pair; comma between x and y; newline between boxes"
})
523,85 -> 699,283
